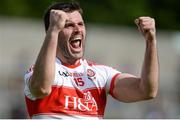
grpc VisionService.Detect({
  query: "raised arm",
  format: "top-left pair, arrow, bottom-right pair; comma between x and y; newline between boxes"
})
29,10 -> 67,98
112,17 -> 159,103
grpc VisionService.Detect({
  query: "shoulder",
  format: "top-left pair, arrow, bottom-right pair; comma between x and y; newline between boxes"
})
85,59 -> 102,66
82,58 -> 107,67
82,59 -> 120,73
82,59 -> 110,71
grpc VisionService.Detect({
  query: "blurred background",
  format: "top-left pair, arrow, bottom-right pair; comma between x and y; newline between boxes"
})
0,0 -> 180,118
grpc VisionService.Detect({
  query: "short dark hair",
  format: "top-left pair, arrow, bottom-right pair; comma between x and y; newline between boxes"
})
43,1 -> 83,31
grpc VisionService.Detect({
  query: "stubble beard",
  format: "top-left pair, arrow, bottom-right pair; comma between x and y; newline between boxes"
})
58,40 -> 85,64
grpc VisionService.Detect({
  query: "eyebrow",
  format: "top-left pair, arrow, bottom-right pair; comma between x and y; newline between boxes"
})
65,20 -> 84,24
65,20 -> 72,23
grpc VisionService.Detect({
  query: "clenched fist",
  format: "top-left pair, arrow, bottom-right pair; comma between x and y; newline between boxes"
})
49,9 -> 68,32
135,17 -> 156,42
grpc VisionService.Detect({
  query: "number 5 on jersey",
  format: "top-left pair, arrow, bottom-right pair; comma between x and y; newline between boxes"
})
74,78 -> 85,86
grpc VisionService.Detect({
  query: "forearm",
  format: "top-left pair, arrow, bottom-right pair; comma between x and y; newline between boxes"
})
30,30 -> 59,98
140,39 -> 159,98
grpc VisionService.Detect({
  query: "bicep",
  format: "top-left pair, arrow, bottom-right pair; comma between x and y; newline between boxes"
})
113,73 -> 146,103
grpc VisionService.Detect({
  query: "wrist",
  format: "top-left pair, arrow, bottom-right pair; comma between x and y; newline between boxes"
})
146,38 -> 157,48
47,26 -> 61,34
145,33 -> 157,44
45,28 -> 60,42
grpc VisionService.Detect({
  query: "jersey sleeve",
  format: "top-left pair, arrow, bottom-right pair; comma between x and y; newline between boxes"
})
24,66 -> 37,100
105,66 -> 121,98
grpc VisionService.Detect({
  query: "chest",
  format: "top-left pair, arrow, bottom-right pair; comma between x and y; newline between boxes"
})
54,65 -> 106,91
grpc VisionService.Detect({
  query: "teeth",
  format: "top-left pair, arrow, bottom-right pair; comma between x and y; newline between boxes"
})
74,37 -> 81,40
72,35 -> 82,40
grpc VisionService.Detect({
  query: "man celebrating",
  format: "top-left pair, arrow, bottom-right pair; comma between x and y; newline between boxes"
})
24,1 -> 159,119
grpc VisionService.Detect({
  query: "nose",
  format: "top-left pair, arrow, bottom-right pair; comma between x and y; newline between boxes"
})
74,24 -> 81,33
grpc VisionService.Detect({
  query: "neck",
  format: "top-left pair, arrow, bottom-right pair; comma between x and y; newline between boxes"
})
56,56 -> 81,69
56,53 -> 81,66
63,58 -> 81,65
56,47 -> 83,66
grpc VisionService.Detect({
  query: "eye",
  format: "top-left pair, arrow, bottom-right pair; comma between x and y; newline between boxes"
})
78,22 -> 84,26
65,23 -> 74,28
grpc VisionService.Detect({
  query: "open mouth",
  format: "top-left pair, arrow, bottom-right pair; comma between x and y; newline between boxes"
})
70,39 -> 81,48
69,36 -> 82,52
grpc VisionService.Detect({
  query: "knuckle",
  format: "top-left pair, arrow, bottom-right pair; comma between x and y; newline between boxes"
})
51,9 -> 56,13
